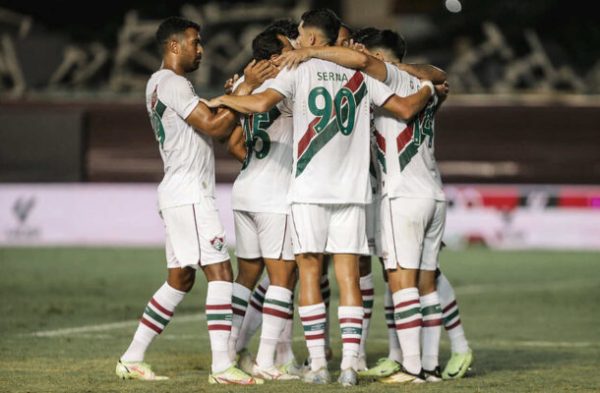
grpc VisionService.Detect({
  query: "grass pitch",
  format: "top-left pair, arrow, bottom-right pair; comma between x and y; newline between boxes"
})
1,247 -> 599,392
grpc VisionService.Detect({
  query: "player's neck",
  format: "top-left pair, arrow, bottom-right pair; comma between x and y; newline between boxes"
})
161,58 -> 186,76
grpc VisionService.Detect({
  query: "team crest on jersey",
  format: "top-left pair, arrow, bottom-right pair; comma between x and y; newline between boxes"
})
210,236 -> 225,251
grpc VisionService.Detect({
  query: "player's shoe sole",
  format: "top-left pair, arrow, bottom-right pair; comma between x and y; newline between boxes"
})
115,360 -> 169,381
379,367 -> 425,384
208,365 -> 264,385
442,349 -> 473,380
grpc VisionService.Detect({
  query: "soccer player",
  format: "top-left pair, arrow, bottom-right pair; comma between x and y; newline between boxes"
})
273,27 -> 454,383
225,27 -> 301,381
204,8 -> 441,385
115,16 -> 271,384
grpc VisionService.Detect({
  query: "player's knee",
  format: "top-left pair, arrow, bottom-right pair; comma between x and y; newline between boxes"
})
167,268 -> 196,292
359,255 -> 372,276
204,261 -> 233,283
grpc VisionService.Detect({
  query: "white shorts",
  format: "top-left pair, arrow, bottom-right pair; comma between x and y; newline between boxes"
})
366,196 -> 383,257
161,198 -> 230,269
381,196 -> 446,271
290,203 -> 369,255
234,210 -> 294,260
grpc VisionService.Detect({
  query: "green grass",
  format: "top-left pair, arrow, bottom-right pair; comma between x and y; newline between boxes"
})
1,247 -> 599,392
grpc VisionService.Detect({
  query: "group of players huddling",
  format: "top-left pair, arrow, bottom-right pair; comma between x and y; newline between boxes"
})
115,8 -> 474,386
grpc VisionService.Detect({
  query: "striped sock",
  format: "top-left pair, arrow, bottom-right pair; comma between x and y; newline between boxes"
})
229,283 -> 251,360
256,286 -> 293,368
121,282 -> 185,362
437,273 -> 470,354
393,287 -> 422,375
339,306 -> 363,371
358,273 -> 374,361
206,281 -> 233,373
320,273 -> 331,349
235,275 -> 269,352
384,285 -> 402,363
420,291 -> 442,371
275,297 -> 295,366
299,302 -> 327,371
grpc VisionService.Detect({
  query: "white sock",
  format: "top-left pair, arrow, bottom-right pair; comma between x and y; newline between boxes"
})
275,306 -> 295,366
235,275 -> 269,352
420,291 -> 442,371
320,273 -> 331,349
393,287 -> 422,374
121,282 -> 185,362
229,283 -> 251,360
206,281 -> 233,373
384,285 -> 402,363
256,286 -> 293,369
299,302 -> 327,371
358,273 -> 374,361
437,273 -> 470,354
339,305 -> 363,371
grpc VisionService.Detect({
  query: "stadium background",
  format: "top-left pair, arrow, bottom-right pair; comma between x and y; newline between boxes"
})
1,0 -> 599,392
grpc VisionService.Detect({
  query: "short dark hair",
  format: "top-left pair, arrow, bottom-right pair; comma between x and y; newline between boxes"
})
300,8 -> 341,46
252,30 -> 285,60
156,17 -> 200,48
340,22 -> 354,36
353,27 -> 407,61
265,18 -> 299,39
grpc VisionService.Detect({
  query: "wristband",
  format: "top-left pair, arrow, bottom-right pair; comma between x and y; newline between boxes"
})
421,80 -> 434,97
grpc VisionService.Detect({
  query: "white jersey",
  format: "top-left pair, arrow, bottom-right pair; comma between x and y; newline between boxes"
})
146,69 -> 215,210
375,63 -> 445,201
269,58 -> 394,204
231,78 -> 294,214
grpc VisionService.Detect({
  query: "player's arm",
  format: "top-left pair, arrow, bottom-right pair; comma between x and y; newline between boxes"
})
186,60 -> 276,138
204,89 -> 285,115
394,63 -> 447,84
381,82 -> 435,121
227,124 -> 246,163
274,46 -> 388,82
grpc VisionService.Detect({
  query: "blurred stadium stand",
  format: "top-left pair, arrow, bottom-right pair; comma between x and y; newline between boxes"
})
1,0 -> 599,185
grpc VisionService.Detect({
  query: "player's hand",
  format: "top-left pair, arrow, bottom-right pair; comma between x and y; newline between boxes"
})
347,39 -> 372,56
244,59 -> 278,89
273,48 -> 313,70
200,97 -> 223,109
224,74 -> 239,94
434,81 -> 450,99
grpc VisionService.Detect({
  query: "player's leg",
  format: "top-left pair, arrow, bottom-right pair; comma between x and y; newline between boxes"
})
329,204 -> 369,386
357,255 -> 374,371
253,213 -> 300,379
320,256 -> 333,360
291,203 -> 330,384
418,200 -> 446,382
380,197 -> 427,384
236,274 -> 269,355
194,199 -> 261,385
116,204 -> 200,381
437,270 -> 473,379
117,267 -> 193,381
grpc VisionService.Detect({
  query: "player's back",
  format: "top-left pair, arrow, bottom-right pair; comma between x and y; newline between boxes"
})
270,58 -> 392,205
375,63 -> 445,201
146,69 -> 216,210
232,78 -> 293,214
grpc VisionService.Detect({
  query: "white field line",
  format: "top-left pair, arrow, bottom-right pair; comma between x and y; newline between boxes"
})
30,313 -> 205,337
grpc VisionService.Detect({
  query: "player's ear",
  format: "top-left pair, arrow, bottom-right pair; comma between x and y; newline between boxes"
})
168,38 -> 179,55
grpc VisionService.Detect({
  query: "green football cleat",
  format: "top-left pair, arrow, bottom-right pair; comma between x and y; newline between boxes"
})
357,357 -> 401,378
208,365 -> 264,385
115,360 -> 169,381
277,358 -> 304,377
442,349 -> 473,380
236,348 -> 255,375
379,367 -> 425,384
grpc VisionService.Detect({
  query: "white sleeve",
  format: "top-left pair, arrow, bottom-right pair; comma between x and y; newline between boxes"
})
159,75 -> 200,119
268,67 -> 296,99
365,74 -> 395,107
